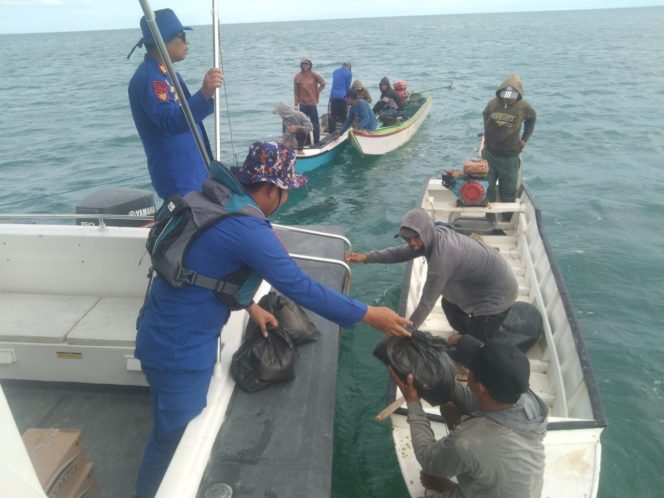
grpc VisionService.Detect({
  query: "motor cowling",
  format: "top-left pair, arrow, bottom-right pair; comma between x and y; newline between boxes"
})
76,187 -> 155,227
459,180 -> 487,204
442,159 -> 490,207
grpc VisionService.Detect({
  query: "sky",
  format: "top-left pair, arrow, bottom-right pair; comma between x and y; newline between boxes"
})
0,0 -> 662,34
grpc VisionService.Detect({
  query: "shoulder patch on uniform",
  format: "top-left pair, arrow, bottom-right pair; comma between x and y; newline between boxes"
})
152,80 -> 169,102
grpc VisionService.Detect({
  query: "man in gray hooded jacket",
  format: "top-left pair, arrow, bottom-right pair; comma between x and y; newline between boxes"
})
273,102 -> 313,149
346,208 -> 518,342
392,334 -> 548,497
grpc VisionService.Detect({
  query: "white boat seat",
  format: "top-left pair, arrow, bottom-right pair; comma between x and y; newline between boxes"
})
0,293 -> 99,343
529,370 -> 555,405
431,201 -> 525,216
529,359 -> 549,373
66,297 -> 142,347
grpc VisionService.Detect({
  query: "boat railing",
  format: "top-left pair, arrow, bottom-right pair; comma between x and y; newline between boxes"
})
273,225 -> 353,295
272,224 -> 352,253
289,253 -> 352,295
517,209 -> 569,417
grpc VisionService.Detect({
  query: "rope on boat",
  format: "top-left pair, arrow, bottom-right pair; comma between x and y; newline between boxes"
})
218,48 -> 238,166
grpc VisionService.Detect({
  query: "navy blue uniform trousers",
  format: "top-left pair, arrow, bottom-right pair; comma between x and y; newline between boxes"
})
135,366 -> 213,498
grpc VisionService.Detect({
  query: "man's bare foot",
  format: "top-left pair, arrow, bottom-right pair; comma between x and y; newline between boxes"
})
420,471 -> 458,493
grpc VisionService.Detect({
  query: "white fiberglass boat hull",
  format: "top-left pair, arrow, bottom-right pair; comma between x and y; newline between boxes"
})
350,96 -> 432,156
390,179 -> 605,497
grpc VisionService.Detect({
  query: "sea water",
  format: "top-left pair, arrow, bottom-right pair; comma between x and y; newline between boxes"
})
0,7 -> 663,497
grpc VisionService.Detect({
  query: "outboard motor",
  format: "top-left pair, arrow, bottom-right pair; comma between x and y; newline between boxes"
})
442,159 -> 490,207
76,187 -> 155,227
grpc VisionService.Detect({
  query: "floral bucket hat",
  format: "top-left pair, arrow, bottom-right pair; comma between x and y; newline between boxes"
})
233,141 -> 308,189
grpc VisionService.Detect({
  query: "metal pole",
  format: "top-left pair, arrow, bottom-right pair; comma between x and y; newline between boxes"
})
137,0 -> 211,168
212,0 -> 222,161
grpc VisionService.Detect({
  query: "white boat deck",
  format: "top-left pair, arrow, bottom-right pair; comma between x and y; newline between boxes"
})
390,179 -> 605,498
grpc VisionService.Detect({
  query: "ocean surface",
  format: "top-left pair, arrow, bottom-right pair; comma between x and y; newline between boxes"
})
1,6 -> 663,497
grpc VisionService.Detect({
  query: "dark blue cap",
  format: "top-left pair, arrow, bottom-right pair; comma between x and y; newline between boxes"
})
127,8 -> 192,59
140,8 -> 191,44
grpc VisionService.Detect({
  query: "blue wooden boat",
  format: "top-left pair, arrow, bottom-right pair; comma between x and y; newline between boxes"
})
294,129 -> 349,173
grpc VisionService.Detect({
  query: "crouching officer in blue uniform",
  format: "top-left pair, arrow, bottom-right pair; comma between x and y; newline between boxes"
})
128,8 -> 223,200
134,141 -> 412,497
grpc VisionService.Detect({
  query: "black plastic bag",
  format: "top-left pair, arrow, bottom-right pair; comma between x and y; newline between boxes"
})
231,324 -> 296,393
494,302 -> 543,352
257,291 -> 321,345
374,330 -> 457,406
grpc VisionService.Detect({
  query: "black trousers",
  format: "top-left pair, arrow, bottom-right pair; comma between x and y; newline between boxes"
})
442,298 -> 511,343
298,104 -> 320,144
327,98 -> 348,133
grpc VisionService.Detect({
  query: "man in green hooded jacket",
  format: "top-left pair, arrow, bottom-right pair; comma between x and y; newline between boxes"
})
482,74 -> 536,220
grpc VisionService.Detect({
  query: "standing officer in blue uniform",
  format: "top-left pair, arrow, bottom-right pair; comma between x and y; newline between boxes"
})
128,8 -> 223,199
134,141 -> 412,497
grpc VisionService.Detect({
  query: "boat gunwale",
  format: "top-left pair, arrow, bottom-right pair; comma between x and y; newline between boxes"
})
522,183 -> 606,428
296,130 -> 350,160
352,96 -> 433,139
388,179 -> 606,430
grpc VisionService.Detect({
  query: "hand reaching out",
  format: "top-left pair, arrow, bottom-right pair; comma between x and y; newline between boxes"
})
344,251 -> 368,264
363,306 -> 412,337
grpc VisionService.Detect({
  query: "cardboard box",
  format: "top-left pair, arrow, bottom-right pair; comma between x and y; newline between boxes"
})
22,428 -> 90,497
68,461 -> 99,498
47,452 -> 90,498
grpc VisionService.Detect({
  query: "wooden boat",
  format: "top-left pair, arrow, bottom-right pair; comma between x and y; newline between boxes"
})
294,128 -> 349,174
0,212 -> 353,498
388,178 -> 606,497
349,93 -> 432,156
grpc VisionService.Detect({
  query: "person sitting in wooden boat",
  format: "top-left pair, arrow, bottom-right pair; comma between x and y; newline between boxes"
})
272,102 -> 313,150
127,8 -> 223,199
336,89 -> 377,135
345,208 -> 518,343
391,334 -> 548,497
134,141 -> 412,498
372,76 -> 405,124
351,79 -> 372,103
393,80 -> 410,103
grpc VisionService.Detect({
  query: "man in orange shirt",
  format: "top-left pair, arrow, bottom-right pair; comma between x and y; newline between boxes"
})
294,56 -> 325,144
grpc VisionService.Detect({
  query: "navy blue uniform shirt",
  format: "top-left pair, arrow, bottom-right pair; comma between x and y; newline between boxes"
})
128,55 -> 214,199
136,214 -> 368,371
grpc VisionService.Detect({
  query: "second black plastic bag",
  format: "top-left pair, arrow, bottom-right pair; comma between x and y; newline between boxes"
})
258,291 -> 321,345
231,324 -> 296,393
493,301 -> 543,352
374,330 -> 457,406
